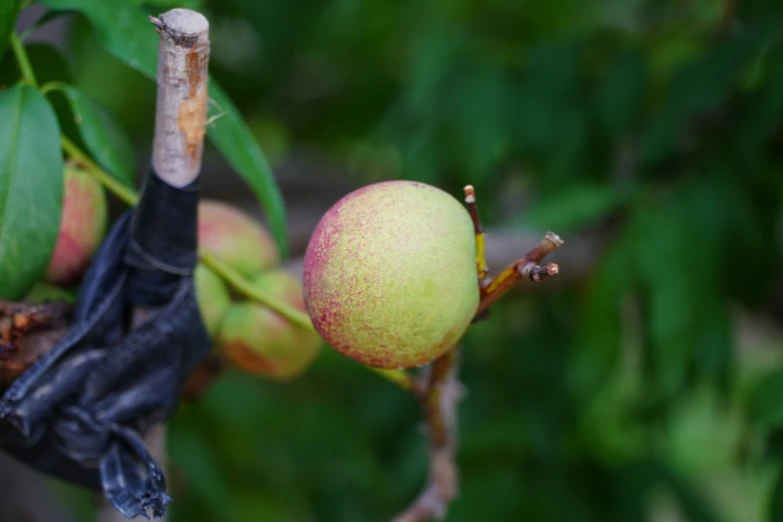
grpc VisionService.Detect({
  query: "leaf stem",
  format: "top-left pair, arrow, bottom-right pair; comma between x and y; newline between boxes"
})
366,367 -> 416,392
40,81 -> 69,96
9,33 -> 38,88
60,135 -> 139,206
200,252 -> 314,331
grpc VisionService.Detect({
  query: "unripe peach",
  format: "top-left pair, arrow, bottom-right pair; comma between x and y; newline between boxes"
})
303,180 -> 479,369
44,166 -> 108,286
197,199 -> 279,279
194,264 -> 232,339
218,270 -> 322,381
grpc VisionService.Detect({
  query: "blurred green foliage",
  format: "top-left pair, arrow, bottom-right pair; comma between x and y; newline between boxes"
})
4,0 -> 783,520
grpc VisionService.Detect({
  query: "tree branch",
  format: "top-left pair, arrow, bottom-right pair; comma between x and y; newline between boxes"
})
391,186 -> 565,521
148,8 -> 210,188
476,231 -> 564,317
392,348 -> 463,522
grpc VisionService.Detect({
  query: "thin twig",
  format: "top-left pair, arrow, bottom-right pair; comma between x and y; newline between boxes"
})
391,190 -> 564,521
476,231 -> 564,317
392,348 -> 463,522
463,185 -> 489,285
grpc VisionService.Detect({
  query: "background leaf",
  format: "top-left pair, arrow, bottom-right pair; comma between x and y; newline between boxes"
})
58,85 -> 135,186
38,0 -> 289,254
0,0 -> 22,64
0,84 -> 63,299
206,80 -> 288,255
770,463 -> 783,522
593,50 -> 648,140
747,369 -> 783,431
520,182 -> 628,234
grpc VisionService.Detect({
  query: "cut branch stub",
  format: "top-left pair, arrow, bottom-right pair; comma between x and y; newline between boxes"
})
149,8 -> 210,187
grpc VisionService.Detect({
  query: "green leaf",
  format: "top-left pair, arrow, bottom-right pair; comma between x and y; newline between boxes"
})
24,281 -> 77,304
569,233 -> 633,399
206,80 -> 288,254
659,463 -> 721,522
0,43 -> 75,87
57,85 -> 135,186
445,61 -> 505,183
593,50 -> 647,139
747,369 -> 783,431
640,34 -> 758,168
736,49 -> 783,161
0,85 -> 64,299
520,182 -> 628,234
770,462 -> 783,522
38,0 -> 289,255
0,0 -> 22,64
38,0 -> 158,75
632,207 -> 697,400
507,42 -> 580,157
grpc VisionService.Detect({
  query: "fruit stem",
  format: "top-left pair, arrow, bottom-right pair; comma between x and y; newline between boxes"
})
59,136 -> 416,391
199,252 -> 314,331
366,367 -> 416,392
9,33 -> 38,88
40,81 -> 69,96
61,136 -> 140,206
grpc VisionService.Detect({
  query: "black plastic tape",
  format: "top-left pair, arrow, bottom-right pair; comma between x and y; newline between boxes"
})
0,168 -> 212,519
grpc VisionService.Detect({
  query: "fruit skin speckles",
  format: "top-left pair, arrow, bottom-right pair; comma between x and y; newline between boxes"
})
303,180 -> 479,370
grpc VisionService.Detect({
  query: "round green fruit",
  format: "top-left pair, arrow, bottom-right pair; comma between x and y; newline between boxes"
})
218,270 -> 322,381
194,263 -> 232,339
197,199 -> 279,279
44,165 -> 108,286
302,180 -> 479,369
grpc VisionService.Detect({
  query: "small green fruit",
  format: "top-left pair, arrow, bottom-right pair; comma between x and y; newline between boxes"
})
194,264 -> 232,339
44,166 -> 108,286
197,199 -> 279,279
302,180 -> 479,369
218,270 -> 322,381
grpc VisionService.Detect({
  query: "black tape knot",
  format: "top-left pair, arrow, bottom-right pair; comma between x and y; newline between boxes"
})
0,168 -> 213,519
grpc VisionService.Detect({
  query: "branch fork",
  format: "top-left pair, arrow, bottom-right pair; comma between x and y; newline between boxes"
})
392,186 -> 564,521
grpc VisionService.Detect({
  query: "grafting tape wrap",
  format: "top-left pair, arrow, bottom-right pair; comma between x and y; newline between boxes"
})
0,167 -> 212,519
